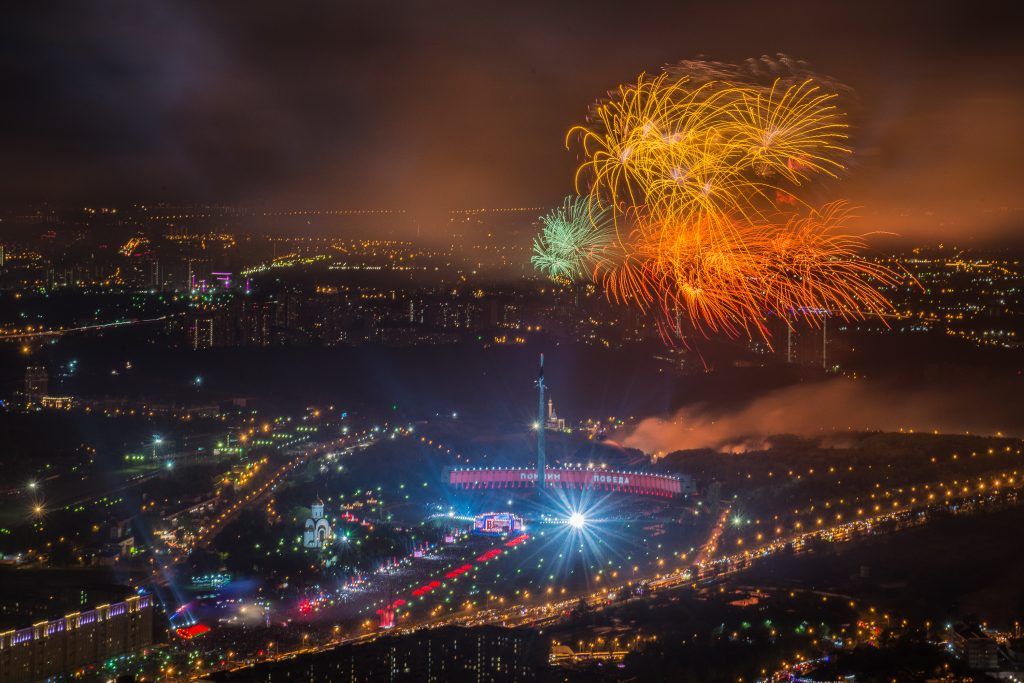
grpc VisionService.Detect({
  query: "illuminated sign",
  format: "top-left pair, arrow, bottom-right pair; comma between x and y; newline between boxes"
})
450,467 -> 687,497
473,512 -> 523,536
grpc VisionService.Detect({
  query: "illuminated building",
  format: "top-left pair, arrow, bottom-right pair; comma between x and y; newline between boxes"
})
240,301 -> 274,347
0,594 -> 152,683
953,626 -> 1001,671
22,367 -> 47,407
211,625 -> 547,682
148,258 -> 163,289
302,499 -> 331,549
451,354 -> 691,499
450,466 -> 688,498
39,396 -> 73,410
187,257 -> 212,291
544,396 -> 566,432
189,316 -> 215,350
472,512 -> 524,536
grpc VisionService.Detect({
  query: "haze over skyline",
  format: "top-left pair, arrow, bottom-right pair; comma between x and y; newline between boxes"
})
3,5 -> 1024,680
2,0 -> 1022,241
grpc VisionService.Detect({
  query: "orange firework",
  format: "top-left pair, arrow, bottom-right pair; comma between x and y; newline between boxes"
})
548,57 -> 898,343
756,202 -> 899,323
593,210 -> 768,337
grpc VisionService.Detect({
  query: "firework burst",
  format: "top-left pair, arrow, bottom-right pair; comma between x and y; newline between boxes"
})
531,195 -> 614,282
537,56 -> 899,343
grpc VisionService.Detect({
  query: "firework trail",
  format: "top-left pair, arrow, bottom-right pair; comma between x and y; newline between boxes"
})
535,56 -> 900,342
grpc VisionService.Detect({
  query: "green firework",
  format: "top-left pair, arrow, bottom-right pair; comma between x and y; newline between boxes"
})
531,196 -> 613,281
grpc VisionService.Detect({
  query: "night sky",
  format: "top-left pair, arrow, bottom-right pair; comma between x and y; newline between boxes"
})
2,1 -> 1022,239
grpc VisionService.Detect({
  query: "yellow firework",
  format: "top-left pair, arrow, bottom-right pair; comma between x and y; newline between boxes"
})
547,58 -> 898,343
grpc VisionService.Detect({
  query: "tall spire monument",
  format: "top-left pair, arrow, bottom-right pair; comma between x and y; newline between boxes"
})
536,353 -> 546,490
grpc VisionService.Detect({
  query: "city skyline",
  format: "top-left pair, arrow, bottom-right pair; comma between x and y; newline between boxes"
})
1,1 -> 1022,241
1,2 -> 1023,681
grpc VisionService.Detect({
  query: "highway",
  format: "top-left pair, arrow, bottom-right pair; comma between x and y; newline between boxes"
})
359,480 -> 1023,635
194,465 -> 1024,679
0,314 -> 178,341
149,433 -> 375,588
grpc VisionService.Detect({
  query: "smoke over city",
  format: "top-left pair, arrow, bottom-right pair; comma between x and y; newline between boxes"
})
621,377 -> 1024,455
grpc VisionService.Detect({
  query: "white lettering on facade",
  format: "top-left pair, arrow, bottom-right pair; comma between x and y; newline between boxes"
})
590,474 -> 630,485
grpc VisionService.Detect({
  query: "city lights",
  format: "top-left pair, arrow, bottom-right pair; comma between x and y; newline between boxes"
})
0,7 -> 1018,683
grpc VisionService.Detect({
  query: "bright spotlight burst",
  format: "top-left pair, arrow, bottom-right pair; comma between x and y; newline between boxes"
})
533,56 -> 904,344
522,487 -> 645,592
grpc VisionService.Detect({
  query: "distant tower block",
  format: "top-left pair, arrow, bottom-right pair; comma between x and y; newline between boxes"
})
536,353 -> 546,489
546,396 -> 566,432
24,366 -> 48,407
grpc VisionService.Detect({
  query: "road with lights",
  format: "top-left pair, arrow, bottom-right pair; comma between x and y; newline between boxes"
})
148,434 -> 377,589
376,476 -> 1023,635
380,482 -> 1023,639
160,441 -> 1024,681
0,314 -> 177,340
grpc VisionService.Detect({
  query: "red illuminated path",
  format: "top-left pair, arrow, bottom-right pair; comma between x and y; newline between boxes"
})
377,533 -> 530,624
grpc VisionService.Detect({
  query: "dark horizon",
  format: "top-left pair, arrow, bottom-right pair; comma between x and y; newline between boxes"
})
2,1 -> 1023,242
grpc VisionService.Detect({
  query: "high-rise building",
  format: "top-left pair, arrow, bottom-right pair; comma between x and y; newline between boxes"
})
0,594 -> 153,683
276,287 -> 302,331
187,258 -> 212,291
23,367 -> 48,407
545,396 -> 566,432
148,259 -> 162,289
189,317 -> 215,350
770,317 -> 832,370
240,302 -> 275,347
210,625 -> 547,682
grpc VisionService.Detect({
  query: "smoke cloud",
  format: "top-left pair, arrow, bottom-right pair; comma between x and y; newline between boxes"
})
621,377 -> 1024,455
